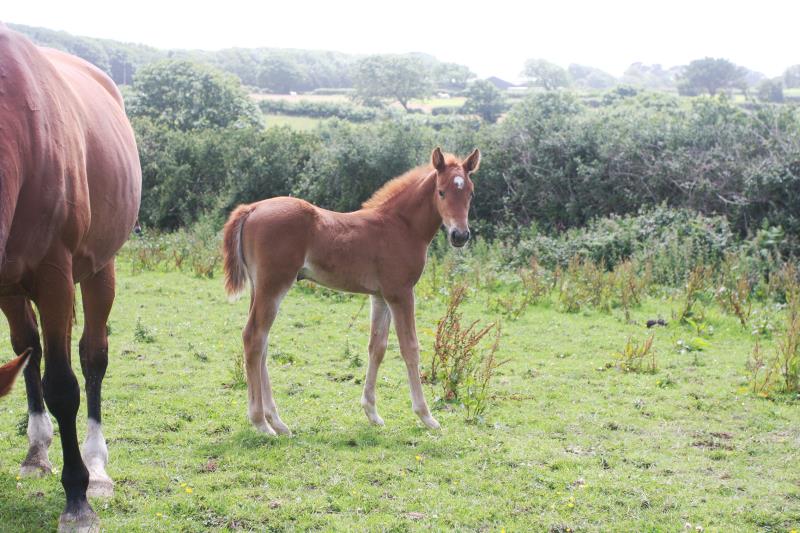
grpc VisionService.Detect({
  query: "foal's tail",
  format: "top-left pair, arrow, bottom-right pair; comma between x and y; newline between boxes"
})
223,204 -> 255,301
0,348 -> 32,398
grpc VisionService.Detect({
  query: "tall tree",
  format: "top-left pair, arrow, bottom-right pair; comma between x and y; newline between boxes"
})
462,80 -> 507,123
128,60 -> 261,131
353,55 -> 432,111
568,64 -> 616,89
522,59 -> 570,90
677,57 -> 746,96
784,65 -> 800,89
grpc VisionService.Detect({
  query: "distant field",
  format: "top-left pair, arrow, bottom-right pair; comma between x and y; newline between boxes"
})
262,114 -> 325,131
250,93 -> 466,114
250,93 -> 350,103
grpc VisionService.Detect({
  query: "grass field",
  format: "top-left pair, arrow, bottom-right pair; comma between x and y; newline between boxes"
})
262,114 -> 325,131
0,262 -> 799,531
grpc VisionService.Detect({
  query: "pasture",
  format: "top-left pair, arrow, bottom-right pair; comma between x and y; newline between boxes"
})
1,256 -> 798,531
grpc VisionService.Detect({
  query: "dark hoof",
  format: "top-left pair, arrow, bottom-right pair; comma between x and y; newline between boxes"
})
58,504 -> 99,533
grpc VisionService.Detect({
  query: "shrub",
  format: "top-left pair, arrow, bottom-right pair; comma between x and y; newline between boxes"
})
610,334 -> 657,373
427,284 -> 506,421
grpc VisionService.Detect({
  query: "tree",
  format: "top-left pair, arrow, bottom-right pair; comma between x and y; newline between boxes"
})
257,56 -> 309,94
568,64 -> 616,90
435,62 -> 475,90
677,57 -> 746,96
353,55 -> 432,111
128,60 -> 261,131
522,59 -> 570,90
784,65 -> 800,88
462,80 -> 506,123
757,78 -> 784,103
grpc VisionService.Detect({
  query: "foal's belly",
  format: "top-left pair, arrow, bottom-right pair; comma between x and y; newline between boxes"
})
298,260 -> 379,295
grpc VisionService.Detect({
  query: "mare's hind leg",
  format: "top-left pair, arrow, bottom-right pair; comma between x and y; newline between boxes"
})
78,261 -> 116,498
243,278 -> 293,435
36,255 -> 97,531
0,296 -> 53,476
361,295 -> 391,426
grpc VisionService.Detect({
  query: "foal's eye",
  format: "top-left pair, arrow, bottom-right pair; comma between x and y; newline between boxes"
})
438,190 -> 445,198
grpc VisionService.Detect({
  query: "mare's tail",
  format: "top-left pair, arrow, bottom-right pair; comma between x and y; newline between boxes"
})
0,348 -> 32,398
223,204 -> 255,300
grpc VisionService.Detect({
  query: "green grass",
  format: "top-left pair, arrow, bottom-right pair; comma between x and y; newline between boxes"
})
1,265 -> 799,531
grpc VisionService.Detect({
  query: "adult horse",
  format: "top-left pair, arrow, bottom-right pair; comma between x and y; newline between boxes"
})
223,147 -> 479,435
0,26 -> 141,531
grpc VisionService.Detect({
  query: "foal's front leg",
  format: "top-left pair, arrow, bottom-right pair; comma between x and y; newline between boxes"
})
387,291 -> 440,430
361,295 -> 391,425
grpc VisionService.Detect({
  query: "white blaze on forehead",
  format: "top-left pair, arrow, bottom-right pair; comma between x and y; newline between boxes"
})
453,176 -> 465,189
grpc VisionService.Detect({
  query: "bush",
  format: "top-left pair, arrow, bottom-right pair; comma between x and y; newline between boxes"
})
257,99 -> 380,122
426,284 -> 505,422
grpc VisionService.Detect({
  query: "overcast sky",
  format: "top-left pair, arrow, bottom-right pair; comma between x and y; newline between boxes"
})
4,0 -> 798,81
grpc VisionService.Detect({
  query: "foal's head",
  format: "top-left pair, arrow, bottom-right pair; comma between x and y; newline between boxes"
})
431,147 -> 480,247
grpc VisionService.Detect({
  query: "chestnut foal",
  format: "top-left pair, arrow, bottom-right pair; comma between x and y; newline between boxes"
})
223,147 -> 479,434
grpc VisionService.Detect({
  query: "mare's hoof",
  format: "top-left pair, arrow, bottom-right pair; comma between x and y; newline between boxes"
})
58,505 -> 99,533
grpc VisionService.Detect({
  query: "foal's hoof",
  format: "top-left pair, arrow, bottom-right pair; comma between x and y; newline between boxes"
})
20,457 -> 52,477
253,420 -> 278,435
58,505 -> 99,533
363,407 -> 385,426
420,415 -> 441,430
270,420 -> 293,436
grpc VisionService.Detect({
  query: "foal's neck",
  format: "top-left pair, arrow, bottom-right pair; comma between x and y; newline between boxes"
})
381,171 -> 441,245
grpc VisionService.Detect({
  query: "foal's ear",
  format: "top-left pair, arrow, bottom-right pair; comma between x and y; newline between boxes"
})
463,148 -> 481,174
431,147 -> 446,173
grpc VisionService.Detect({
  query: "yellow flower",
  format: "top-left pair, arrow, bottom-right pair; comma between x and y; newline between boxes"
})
156,513 -> 163,518
415,455 -> 422,462
185,487 -> 193,494
180,482 -> 187,487
15,475 -> 20,481
567,502 -> 574,508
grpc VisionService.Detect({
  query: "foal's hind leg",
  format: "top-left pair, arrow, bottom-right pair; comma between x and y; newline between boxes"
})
243,280 -> 292,435
78,261 -> 116,498
0,296 -> 53,476
361,295 -> 391,426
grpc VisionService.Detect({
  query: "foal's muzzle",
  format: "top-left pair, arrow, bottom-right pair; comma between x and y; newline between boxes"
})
449,228 -> 471,247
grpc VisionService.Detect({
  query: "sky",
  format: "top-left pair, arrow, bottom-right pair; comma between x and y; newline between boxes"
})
4,0 -> 798,81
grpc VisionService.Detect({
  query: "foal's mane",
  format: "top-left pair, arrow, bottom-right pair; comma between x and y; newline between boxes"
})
362,154 -> 460,210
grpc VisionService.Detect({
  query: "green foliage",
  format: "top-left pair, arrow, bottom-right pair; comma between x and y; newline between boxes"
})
783,64 -> 800,88
757,78 -> 784,103
568,64 -> 616,90
353,55 -> 433,111
677,57 -> 746,96
461,80 -> 507,123
427,284 -> 505,421
133,317 -> 155,344
610,334 -> 657,373
134,118 -> 315,228
128,60 -> 261,131
292,119 -> 434,212
258,99 -> 380,121
749,263 -> 800,396
120,217 -> 222,277
522,59 -> 571,90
